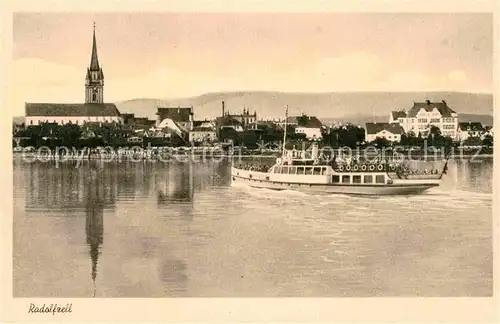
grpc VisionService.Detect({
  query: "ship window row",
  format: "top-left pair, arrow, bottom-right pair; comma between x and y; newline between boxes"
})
274,166 -> 327,175
332,174 -> 385,184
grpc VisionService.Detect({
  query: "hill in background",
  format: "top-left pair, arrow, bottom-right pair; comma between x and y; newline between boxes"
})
114,91 -> 493,125
13,91 -> 493,126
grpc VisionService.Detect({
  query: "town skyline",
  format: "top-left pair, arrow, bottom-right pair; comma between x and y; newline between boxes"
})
11,12 -> 492,117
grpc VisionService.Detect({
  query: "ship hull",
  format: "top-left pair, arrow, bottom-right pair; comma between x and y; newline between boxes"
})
231,168 -> 440,196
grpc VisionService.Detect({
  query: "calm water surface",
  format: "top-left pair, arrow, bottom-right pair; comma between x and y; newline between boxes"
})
13,157 -> 493,297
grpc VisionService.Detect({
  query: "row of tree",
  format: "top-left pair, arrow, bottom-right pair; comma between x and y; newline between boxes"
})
13,122 -> 493,150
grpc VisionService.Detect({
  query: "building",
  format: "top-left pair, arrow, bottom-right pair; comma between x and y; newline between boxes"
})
294,115 -> 324,140
156,107 -> 194,131
458,122 -> 485,141
389,100 -> 459,139
189,127 -> 217,143
25,103 -> 121,126
25,24 -> 122,126
365,122 -> 405,142
220,101 -> 257,128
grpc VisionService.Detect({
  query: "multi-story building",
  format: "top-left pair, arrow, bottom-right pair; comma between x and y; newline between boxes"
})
156,106 -> 194,131
389,100 -> 459,139
220,101 -> 257,128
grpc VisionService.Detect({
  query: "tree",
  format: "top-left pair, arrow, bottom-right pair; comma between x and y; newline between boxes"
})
463,136 -> 482,146
324,124 -> 365,149
482,134 -> 493,147
370,136 -> 391,148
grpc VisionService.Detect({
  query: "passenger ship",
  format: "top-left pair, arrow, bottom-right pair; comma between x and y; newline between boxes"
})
230,109 -> 447,196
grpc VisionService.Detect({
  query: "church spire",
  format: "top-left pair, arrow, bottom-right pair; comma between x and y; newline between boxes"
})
90,22 -> 100,70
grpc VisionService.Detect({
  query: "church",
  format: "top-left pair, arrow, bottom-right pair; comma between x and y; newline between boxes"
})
24,25 -> 122,126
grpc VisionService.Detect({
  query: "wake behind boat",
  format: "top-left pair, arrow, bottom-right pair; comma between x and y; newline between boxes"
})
231,107 -> 447,196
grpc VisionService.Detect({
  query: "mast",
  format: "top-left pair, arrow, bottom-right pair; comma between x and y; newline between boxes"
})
282,105 -> 288,157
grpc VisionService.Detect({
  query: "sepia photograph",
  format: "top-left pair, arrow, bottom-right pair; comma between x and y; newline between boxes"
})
2,2 -> 498,323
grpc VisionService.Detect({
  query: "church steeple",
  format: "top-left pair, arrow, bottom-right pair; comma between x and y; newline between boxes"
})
85,22 -> 104,104
90,22 -> 100,70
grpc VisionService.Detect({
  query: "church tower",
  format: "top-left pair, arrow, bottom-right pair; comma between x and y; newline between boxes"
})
85,23 -> 104,104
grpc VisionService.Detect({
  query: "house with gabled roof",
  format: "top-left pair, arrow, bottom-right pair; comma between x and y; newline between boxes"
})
389,100 -> 459,139
24,25 -> 122,126
294,115 -> 324,140
365,122 -> 405,143
458,122 -> 485,141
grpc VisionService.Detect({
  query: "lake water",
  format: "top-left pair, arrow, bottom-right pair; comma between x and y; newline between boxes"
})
13,156 -> 493,297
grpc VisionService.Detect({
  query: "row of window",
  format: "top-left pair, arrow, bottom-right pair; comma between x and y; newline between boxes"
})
273,166 -> 328,175
28,118 -> 120,125
332,174 -> 385,184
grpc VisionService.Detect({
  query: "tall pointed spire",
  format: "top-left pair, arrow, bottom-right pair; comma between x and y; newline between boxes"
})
90,22 -> 100,70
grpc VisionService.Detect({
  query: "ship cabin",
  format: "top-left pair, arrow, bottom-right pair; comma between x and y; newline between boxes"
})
269,157 -> 393,186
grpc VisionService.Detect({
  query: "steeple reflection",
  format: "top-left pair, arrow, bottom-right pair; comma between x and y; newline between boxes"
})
85,165 -> 105,297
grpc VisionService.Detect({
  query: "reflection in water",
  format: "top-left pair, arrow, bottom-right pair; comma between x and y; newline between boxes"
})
85,166 -> 104,297
157,162 -> 194,205
13,157 -> 493,297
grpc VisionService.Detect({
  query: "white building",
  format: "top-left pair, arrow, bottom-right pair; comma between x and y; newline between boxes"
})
458,122 -> 485,141
293,115 -> 324,140
365,122 -> 405,142
389,100 -> 459,139
24,25 -> 122,126
189,127 -> 217,143
295,127 -> 323,140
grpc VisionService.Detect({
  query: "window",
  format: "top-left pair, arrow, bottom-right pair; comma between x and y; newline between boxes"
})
376,175 -> 385,184
342,175 -> 350,183
289,167 -> 296,175
274,167 -> 281,174
305,167 -> 313,175
364,175 -> 373,183
430,118 -> 440,123
353,175 -> 361,183
332,175 -> 340,183
297,167 -> 305,175
321,167 -> 327,175
313,167 -> 321,175
282,166 -> 289,174
418,118 -> 428,123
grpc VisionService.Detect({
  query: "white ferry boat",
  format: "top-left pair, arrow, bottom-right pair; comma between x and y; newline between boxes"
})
231,108 -> 447,196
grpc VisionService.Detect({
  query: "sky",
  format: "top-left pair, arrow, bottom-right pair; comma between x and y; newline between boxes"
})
11,12 -> 492,113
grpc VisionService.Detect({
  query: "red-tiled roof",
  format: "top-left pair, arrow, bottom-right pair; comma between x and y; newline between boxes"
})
407,100 -> 456,118
365,122 -> 404,135
25,103 -> 121,117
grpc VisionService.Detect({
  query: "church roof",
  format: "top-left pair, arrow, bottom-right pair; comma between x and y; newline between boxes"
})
25,103 -> 121,117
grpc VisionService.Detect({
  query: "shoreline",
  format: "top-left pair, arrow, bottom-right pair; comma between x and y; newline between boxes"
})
12,152 -> 494,161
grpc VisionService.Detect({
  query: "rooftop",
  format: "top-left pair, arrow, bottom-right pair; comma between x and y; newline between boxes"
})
407,100 -> 456,118
25,103 -> 120,117
458,122 -> 484,131
365,122 -> 404,135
